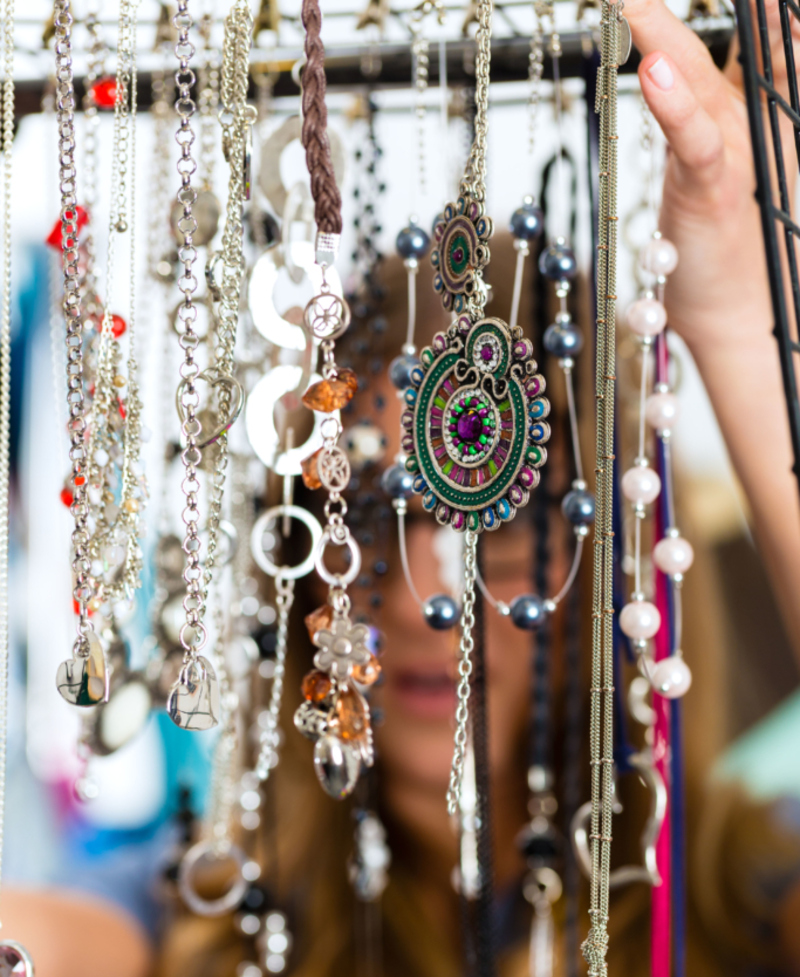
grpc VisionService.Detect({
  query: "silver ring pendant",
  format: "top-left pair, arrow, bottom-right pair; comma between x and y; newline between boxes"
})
178,839 -> 248,917
250,504 -> 323,580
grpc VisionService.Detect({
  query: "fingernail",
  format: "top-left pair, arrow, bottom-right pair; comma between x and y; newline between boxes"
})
648,57 -> 675,91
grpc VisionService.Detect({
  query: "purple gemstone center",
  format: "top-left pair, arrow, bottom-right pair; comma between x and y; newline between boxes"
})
480,344 -> 494,362
456,411 -> 483,443
0,947 -> 27,977
453,248 -> 465,263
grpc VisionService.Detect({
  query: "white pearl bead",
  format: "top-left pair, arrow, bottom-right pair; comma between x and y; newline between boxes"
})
93,447 -> 109,468
621,465 -> 661,505
626,297 -> 667,337
651,656 -> 692,698
653,535 -> 694,576
639,237 -> 679,277
87,485 -> 103,506
645,391 -> 680,432
619,600 -> 661,639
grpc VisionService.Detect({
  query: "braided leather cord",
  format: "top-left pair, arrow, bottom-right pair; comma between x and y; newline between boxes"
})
300,0 -> 343,235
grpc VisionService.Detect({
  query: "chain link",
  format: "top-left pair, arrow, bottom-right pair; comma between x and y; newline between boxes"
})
446,530 -> 477,816
461,0 -> 492,202
54,0 -> 93,645
582,4 -> 620,975
173,0 -> 206,654
256,575 -> 294,781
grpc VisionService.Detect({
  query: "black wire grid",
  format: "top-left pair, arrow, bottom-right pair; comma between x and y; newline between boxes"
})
735,0 -> 800,498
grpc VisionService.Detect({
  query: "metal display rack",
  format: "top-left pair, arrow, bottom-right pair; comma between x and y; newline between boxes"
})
735,0 -> 800,499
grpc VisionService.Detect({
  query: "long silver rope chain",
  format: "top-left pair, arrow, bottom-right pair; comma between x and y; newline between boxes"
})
446,529 -> 477,816
256,575 -> 294,781
0,0 -> 14,900
54,0 -> 93,651
583,3 -> 620,975
173,0 -> 207,658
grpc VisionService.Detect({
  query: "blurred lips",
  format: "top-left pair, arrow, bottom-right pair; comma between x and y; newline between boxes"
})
388,666 -> 456,720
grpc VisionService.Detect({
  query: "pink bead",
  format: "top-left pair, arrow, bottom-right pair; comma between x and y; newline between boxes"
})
639,237 -> 679,278
621,465 -> 661,505
651,656 -> 692,698
645,391 -> 679,432
626,297 -> 667,337
653,535 -> 694,576
619,600 -> 661,640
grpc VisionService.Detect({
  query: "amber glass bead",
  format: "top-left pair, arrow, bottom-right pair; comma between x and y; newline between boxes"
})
304,603 -> 333,642
301,669 -> 332,703
352,654 -> 381,687
333,688 -> 368,741
300,449 -> 322,490
302,368 -> 359,412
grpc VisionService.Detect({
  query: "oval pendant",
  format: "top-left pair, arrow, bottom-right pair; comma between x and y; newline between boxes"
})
313,734 -> 361,799
403,315 -> 550,533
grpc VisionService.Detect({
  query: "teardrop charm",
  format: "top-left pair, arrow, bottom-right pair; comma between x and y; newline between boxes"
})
313,734 -> 361,799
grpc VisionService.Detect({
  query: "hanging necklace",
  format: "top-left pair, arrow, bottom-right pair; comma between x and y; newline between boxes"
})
291,0 -> 381,801
401,0 -> 550,814
53,0 -> 109,708
0,0 -> 32,971
167,0 -> 253,731
582,3 -> 628,973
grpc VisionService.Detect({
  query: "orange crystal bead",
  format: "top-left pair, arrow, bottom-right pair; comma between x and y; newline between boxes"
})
301,669 -> 332,703
351,654 -> 381,687
300,449 -> 322,490
304,603 -> 334,642
302,368 -> 359,412
333,687 -> 368,741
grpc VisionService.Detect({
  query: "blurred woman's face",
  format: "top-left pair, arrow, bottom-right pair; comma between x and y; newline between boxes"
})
368,382 -> 536,795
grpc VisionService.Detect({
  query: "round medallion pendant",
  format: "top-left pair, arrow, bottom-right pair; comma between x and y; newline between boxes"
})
431,193 -> 493,313
402,315 -> 550,533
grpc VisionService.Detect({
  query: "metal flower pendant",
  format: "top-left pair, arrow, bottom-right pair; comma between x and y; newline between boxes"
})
0,940 -> 35,976
402,314 -> 550,533
312,616 -> 371,682
431,192 -> 493,313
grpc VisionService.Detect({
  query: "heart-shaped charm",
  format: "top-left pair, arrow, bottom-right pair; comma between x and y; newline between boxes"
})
0,940 -> 35,975
175,369 -> 244,449
56,631 -> 109,707
571,752 -> 666,889
166,656 -> 220,731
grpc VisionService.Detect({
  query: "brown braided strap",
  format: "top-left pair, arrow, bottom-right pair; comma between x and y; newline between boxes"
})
300,0 -> 343,236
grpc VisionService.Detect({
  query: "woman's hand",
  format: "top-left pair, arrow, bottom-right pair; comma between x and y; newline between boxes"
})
626,0 -> 797,356
624,0 -> 800,660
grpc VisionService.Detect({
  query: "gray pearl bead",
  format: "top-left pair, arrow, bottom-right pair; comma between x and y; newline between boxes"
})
389,353 -> 421,390
539,242 -> 578,282
544,321 -> 584,358
561,489 -> 595,526
396,223 -> 431,260
422,594 -> 460,630
509,594 -> 546,630
381,464 -> 414,500
510,201 -> 544,242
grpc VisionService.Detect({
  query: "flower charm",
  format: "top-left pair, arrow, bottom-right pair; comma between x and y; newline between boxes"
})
431,192 -> 493,314
313,616 -> 371,681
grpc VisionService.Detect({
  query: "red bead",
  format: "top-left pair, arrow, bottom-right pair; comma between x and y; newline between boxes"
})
45,205 -> 89,250
74,474 -> 86,487
60,487 -> 73,507
117,396 -> 126,420
111,314 -> 126,338
90,77 -> 117,109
